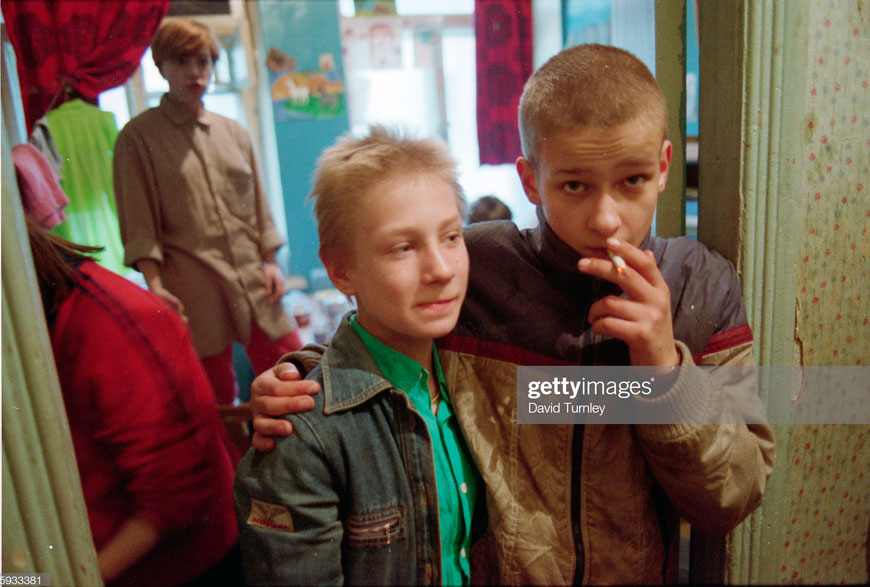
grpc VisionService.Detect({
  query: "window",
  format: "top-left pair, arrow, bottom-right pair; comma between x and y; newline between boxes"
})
338,0 -> 536,228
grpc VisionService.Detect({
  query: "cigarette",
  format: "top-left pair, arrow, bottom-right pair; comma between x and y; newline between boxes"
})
607,250 -> 626,274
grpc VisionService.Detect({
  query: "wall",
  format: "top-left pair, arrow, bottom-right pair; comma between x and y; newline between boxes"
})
777,1 -> 869,583
698,1 -> 868,583
256,0 -> 349,284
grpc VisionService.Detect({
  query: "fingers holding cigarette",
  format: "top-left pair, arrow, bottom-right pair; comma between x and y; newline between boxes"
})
577,238 -> 665,294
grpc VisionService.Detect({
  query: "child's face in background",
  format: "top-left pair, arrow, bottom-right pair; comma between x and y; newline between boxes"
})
518,119 -> 671,260
160,47 -> 213,107
332,172 -> 468,360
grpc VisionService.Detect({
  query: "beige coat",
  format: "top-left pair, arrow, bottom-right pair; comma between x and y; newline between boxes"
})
113,94 -> 293,356
440,339 -> 775,585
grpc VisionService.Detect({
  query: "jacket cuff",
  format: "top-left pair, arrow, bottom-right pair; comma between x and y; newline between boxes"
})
259,231 -> 285,257
123,240 -> 163,269
278,343 -> 328,377
633,340 -> 715,440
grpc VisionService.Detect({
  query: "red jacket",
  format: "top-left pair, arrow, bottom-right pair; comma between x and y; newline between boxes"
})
50,261 -> 237,585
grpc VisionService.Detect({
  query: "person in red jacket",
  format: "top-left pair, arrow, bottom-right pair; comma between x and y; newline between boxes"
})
26,217 -> 241,586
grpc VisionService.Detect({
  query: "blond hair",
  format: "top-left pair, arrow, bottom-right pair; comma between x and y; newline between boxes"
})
519,44 -> 667,165
151,19 -> 219,68
309,126 -> 465,261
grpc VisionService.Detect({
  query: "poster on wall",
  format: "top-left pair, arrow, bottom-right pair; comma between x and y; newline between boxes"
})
267,47 -> 346,120
342,18 -> 402,70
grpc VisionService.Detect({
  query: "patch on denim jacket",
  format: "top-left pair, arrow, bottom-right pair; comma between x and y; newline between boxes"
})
247,498 -> 294,532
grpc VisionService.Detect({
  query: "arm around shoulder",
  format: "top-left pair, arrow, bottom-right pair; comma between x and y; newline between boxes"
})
249,348 -> 326,450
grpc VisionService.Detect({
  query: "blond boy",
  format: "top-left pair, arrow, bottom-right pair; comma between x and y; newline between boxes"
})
250,45 -> 775,584
234,127 -> 481,585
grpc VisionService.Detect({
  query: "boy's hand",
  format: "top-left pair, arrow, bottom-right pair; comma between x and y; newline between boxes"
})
577,237 -> 680,367
250,363 -> 320,451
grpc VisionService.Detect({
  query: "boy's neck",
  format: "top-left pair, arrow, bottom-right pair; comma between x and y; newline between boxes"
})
428,370 -> 440,415
405,344 -> 435,372
353,315 -> 434,368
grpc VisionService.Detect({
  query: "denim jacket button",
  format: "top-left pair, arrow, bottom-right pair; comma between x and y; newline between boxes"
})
460,482 -> 468,494
460,547 -> 467,558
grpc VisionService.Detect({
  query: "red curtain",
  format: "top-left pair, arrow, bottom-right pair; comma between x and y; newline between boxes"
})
474,0 -> 533,166
1,0 -> 170,134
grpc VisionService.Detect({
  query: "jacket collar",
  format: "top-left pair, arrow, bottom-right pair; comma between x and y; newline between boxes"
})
528,206 -> 584,274
319,312 -> 395,415
159,93 -> 211,127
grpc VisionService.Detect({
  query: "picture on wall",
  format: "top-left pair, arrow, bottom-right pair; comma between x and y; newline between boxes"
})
268,47 -> 346,120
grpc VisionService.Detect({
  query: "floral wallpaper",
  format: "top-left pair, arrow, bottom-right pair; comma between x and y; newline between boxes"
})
779,0 -> 869,583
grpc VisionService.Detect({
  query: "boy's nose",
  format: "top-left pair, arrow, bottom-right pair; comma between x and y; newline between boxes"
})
422,247 -> 455,282
586,193 -> 621,236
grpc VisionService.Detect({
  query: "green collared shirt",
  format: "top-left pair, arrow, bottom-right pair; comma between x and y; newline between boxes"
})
350,316 -> 479,586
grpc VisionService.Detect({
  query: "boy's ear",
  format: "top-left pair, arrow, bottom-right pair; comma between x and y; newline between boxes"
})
657,140 -> 673,193
516,157 -> 542,206
320,250 -> 356,297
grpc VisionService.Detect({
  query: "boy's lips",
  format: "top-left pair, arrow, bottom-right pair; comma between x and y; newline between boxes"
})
586,247 -> 611,259
417,297 -> 458,312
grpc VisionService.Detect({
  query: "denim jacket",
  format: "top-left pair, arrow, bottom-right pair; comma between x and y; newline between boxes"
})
234,314 -> 476,585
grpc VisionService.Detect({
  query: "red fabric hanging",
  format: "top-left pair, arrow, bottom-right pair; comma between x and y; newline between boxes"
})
474,0 -> 533,166
1,0 -> 170,134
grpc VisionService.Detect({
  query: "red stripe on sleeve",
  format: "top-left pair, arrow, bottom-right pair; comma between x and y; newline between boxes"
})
437,333 -> 574,366
693,324 -> 754,363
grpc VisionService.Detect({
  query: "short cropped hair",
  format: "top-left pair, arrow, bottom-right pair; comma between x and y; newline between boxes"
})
519,44 -> 667,165
151,19 -> 219,69
309,126 -> 465,261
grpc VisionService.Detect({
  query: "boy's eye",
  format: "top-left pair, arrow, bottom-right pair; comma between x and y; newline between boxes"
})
563,181 -> 585,194
444,231 -> 463,244
624,175 -> 647,187
390,244 -> 412,254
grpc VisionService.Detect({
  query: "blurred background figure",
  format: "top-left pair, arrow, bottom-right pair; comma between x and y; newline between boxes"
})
26,216 -> 241,586
113,19 -> 301,405
466,194 -> 513,224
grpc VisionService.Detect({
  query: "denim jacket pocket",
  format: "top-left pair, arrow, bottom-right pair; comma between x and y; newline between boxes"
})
345,506 -> 405,546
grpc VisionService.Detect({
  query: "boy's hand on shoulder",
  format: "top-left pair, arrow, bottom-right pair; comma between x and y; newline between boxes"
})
577,237 -> 680,367
250,363 -> 321,452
